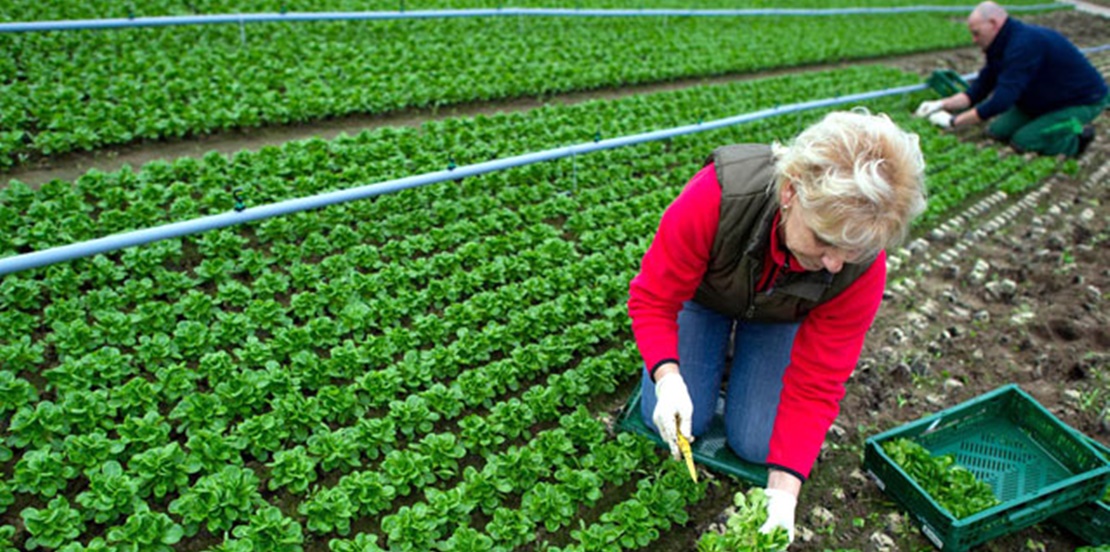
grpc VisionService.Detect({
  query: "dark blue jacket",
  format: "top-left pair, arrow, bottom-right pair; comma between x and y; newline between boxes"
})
967,18 -> 1108,120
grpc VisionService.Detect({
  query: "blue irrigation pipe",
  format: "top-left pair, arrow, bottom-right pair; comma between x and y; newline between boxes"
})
0,37 -> 1103,276
0,79 -> 947,277
0,4 -> 1064,33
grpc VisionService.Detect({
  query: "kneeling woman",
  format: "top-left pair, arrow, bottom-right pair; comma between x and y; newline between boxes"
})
628,110 -> 927,544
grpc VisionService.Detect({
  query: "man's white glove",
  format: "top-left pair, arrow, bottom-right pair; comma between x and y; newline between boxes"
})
652,371 -> 693,460
914,99 -> 945,118
759,488 -> 797,543
928,110 -> 955,129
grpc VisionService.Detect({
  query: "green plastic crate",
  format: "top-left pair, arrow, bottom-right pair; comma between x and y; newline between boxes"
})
926,69 -> 970,97
1051,435 -> 1110,545
863,384 -> 1110,552
615,386 -> 768,486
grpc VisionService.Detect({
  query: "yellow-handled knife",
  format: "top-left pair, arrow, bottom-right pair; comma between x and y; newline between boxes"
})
674,413 -> 697,483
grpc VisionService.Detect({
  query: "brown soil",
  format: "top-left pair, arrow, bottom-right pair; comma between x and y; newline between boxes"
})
824,143 -> 1109,552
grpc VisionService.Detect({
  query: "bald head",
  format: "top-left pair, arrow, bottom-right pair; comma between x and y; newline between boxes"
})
971,1 -> 1008,21
968,2 -> 1008,51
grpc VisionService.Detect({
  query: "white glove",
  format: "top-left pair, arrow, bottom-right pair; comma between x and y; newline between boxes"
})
759,488 -> 797,543
914,99 -> 945,118
652,371 -> 693,460
928,110 -> 954,129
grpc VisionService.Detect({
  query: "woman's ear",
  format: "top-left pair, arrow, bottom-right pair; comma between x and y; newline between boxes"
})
780,181 -> 795,208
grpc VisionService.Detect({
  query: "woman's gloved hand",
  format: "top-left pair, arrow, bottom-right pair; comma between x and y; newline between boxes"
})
652,371 -> 693,460
759,488 -> 797,544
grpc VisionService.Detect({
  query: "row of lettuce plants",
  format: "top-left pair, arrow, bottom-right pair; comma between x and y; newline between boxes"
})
5,257 -> 632,461
543,462 -> 706,552
1,65 -> 914,256
0,12 -> 982,167
3,320 -> 638,550
1,0 -> 1053,22
2,264 -> 638,547
0,65 -> 1069,549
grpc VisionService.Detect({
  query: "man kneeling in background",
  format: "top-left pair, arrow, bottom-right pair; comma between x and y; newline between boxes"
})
916,1 -> 1108,157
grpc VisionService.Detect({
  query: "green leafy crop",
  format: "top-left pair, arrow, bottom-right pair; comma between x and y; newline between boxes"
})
697,488 -> 790,552
22,497 -> 85,550
0,525 -> 16,552
105,506 -> 185,552
882,438 -> 1000,518
169,465 -> 263,536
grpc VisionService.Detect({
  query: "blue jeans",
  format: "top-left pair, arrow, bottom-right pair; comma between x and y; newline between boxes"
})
640,300 -> 800,463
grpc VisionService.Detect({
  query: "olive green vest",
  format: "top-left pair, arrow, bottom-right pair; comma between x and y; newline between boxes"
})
692,144 -> 874,320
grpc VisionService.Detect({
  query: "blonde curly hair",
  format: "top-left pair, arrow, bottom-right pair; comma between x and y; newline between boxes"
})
772,109 -> 927,260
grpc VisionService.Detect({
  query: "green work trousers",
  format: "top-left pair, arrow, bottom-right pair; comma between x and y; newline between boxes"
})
987,94 -> 1109,156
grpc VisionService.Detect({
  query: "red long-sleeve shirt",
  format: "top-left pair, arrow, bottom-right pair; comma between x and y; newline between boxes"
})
628,164 -> 886,479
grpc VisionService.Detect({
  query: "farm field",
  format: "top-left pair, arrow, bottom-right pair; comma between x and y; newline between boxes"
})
1,4 -> 1110,552
0,1 -> 1069,170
